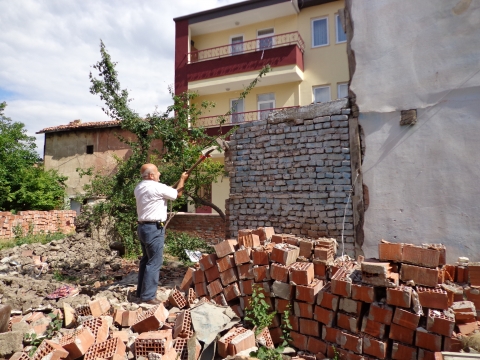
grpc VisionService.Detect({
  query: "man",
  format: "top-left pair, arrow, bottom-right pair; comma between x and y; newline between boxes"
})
134,163 -> 189,304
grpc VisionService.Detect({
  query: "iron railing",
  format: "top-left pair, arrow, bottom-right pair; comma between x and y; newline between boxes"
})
196,106 -> 299,128
188,31 -> 305,64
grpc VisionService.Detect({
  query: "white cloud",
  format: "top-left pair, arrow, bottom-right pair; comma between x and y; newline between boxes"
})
0,0 -> 242,155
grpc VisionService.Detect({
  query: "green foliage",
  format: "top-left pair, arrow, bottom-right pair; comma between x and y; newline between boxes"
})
0,102 -> 67,211
245,285 -> 276,336
24,313 -> 63,356
52,270 -> 78,283
78,41 -> 271,255
164,231 -> 214,265
0,230 -> 67,251
250,346 -> 283,360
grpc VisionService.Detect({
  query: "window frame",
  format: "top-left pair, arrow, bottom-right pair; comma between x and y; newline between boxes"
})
86,145 -> 94,154
337,82 -> 348,99
311,17 -> 329,48
257,93 -> 276,120
230,98 -> 245,124
335,14 -> 347,44
313,85 -> 331,103
257,27 -> 275,50
230,34 -> 244,55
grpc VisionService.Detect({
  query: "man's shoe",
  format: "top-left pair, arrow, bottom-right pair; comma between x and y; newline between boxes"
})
143,298 -> 162,305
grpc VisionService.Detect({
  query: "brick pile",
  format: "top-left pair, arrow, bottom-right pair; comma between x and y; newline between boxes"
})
0,210 -> 76,240
180,231 -> 480,359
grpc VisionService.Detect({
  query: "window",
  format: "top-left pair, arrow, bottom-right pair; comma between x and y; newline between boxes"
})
312,17 -> 329,47
257,93 -> 275,120
230,35 -> 243,55
230,98 -> 244,124
337,83 -> 348,98
336,14 -> 347,43
86,145 -> 94,154
257,28 -> 274,50
313,86 -> 331,103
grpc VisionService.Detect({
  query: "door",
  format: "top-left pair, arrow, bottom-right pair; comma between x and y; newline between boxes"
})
230,36 -> 244,55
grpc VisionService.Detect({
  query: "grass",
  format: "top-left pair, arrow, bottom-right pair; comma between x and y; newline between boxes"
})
0,230 -> 70,252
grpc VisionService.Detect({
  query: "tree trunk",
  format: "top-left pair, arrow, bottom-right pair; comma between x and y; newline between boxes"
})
187,192 -> 226,221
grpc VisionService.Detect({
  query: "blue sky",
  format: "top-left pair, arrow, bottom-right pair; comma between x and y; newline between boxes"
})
0,0 -> 240,156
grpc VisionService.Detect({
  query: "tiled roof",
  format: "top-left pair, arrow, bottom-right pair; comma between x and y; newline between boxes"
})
36,120 -> 121,134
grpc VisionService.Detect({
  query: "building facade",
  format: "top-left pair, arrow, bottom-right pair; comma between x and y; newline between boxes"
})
174,0 -> 349,213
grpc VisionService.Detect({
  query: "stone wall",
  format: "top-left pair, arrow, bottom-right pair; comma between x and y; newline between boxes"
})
0,210 -> 76,240
167,213 -> 225,244
225,99 -> 356,256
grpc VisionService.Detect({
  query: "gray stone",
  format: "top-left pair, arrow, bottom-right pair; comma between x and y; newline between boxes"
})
0,331 -> 23,356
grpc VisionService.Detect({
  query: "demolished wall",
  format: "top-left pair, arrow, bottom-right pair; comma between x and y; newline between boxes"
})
347,0 -> 480,262
225,99 -> 357,256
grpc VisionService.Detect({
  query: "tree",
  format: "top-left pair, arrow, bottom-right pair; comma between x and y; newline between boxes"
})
79,41 -> 270,254
0,102 -> 67,211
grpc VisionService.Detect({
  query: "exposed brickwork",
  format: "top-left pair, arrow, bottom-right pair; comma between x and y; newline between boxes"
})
168,213 -> 225,243
225,101 -> 354,256
0,210 -> 76,239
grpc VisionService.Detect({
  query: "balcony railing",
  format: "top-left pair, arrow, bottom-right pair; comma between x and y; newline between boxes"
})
196,106 -> 299,128
188,31 -> 305,64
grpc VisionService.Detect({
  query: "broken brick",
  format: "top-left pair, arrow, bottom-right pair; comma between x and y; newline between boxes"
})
256,327 -> 274,349
198,253 -> 217,271
224,282 -> 241,301
330,267 -> 352,297
173,310 -> 193,339
82,317 -> 109,343
132,303 -> 169,334
296,278 -> 323,304
426,309 -> 455,337
290,262 -> 314,286
417,286 -> 449,310
387,285 -> 412,308
121,310 -> 138,327
270,244 -> 299,266
89,297 -> 110,318
214,239 -> 237,258
59,327 -> 95,360
229,329 -> 256,355
361,261 -> 398,287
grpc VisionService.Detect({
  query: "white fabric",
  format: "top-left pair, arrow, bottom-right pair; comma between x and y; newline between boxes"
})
134,180 -> 178,222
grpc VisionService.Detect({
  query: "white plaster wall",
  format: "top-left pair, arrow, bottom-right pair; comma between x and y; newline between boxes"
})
350,0 -> 480,261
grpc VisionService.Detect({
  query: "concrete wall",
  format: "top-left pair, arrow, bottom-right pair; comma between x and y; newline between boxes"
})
226,99 -> 356,256
348,0 -> 480,261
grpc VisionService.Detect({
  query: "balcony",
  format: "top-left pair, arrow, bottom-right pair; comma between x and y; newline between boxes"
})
186,32 -> 305,95
196,106 -> 299,128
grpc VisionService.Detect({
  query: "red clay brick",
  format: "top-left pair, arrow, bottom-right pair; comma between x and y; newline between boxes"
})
361,261 -> 399,287
417,348 -> 438,360
238,279 -> 253,296
255,327 -> 274,349
179,267 -> 195,291
443,333 -> 463,352
389,323 -> 415,345
391,342 -> 417,360
457,319 -> 478,335
294,301 -> 313,319
207,279 -> 223,297
386,285 -> 412,308
230,304 -> 244,318
426,309 -> 455,337
393,307 -> 420,330
275,298 -> 291,313
402,244 -> 440,268
168,289 -> 187,309
286,315 -> 299,332
321,326 -> 341,344
215,239 -> 237,258
361,317 -> 386,339
217,255 -> 235,272
285,237 -> 300,246
270,244 -> 299,266
121,310 -> 138,327
415,329 -> 442,352
337,311 -> 360,333
82,317 -> 109,343
83,337 -> 126,360
296,278 -> 323,304
60,327 -> 95,360
330,267 -> 352,297
198,253 -> 218,271
33,340 -> 69,360
252,227 -> 275,244
400,263 -> 440,287
192,269 -> 205,284
205,264 -> 220,282
219,267 -> 238,286
362,334 -> 388,359
317,283 -> 339,311
234,248 -> 251,265
378,240 -> 403,262
194,281 -> 207,297
237,263 -> 255,280
299,318 -> 320,337
271,234 -> 290,244
253,265 -> 271,282
313,259 -> 328,280
270,263 -> 290,282
417,286 -> 449,310
111,331 -> 129,343
456,265 -> 468,283
134,330 -> 173,357
269,327 -> 283,345
173,310 -> 193,339
238,233 -> 260,248
351,284 -> 375,303
289,331 -> 308,351
469,263 -> 480,286
89,297 -> 110,318
337,330 -> 362,354
367,302 -> 393,325
132,304 -> 169,334
314,305 -> 335,326
298,239 -> 314,258
290,262 -> 314,286
252,249 -> 270,265
224,282 -> 241,302
307,336 -> 327,355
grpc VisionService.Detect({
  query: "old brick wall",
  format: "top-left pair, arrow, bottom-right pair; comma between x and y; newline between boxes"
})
167,213 -> 225,244
225,99 -> 355,256
0,210 -> 76,240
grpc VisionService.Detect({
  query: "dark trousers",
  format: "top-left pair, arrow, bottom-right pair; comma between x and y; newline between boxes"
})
136,223 -> 165,301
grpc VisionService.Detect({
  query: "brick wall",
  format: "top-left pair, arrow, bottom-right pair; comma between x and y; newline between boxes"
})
225,99 -> 355,256
167,213 -> 225,244
0,210 -> 76,239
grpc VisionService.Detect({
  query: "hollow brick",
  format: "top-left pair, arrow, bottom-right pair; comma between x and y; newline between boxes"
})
198,253 -> 217,271
187,288 -> 197,306
234,248 -> 251,265
386,285 -> 412,308
299,318 -> 320,337
402,244 -> 440,268
205,265 -> 220,282
312,259 -> 328,280
400,264 -> 440,287
134,330 -> 173,358
207,279 -> 224,297
60,327 -> 95,360
82,317 -> 109,343
294,301 -> 313,319
307,336 -> 327,355
330,267 -> 352,297
173,310 -> 193,339
89,297 -> 111,318
351,283 -> 375,303
238,233 -> 260,248
389,323 -> 415,345
253,265 -> 271,282
321,326 -> 341,344
367,302 -> 393,325
229,329 -> 256,356
417,286 -> 449,310
415,328 -> 442,352
219,267 -> 238,286
252,249 -> 270,265
192,269 -> 205,284
214,239 -> 237,258
443,333 -> 463,352
314,305 -> 335,326
392,307 -> 420,330
272,280 -> 293,300
194,282 -> 208,297
132,303 -> 169,334
237,263 -> 255,280
336,330 -> 362,354
361,261 -> 399,287
224,282 -> 241,302
270,244 -> 299,266
296,278 -> 323,304
391,342 -> 417,360
84,337 -> 126,360
290,262 -> 314,286
275,298 -> 291,313
317,283 -> 339,311
217,255 -> 235,272
289,331 -> 308,351
378,240 -> 403,262
168,289 -> 187,309
362,334 -> 388,359
337,311 -> 360,333
298,239 -> 314,258
361,317 -> 386,339
33,340 -> 69,360
239,279 -> 253,296
256,327 -> 274,349
270,263 -> 290,283
180,267 -> 195,291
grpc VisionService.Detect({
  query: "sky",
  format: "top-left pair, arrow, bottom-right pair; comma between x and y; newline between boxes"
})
0,0 -> 242,156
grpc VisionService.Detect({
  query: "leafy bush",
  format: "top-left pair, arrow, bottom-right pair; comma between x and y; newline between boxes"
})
164,231 -> 214,264
0,230 -> 68,251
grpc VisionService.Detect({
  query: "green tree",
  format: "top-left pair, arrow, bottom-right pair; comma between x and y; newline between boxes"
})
79,41 -> 270,255
0,102 -> 67,211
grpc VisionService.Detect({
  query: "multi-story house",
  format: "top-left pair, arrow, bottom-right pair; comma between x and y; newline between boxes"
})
174,0 -> 348,214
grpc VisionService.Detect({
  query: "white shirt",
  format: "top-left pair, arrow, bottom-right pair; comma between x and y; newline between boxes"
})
134,180 -> 178,222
